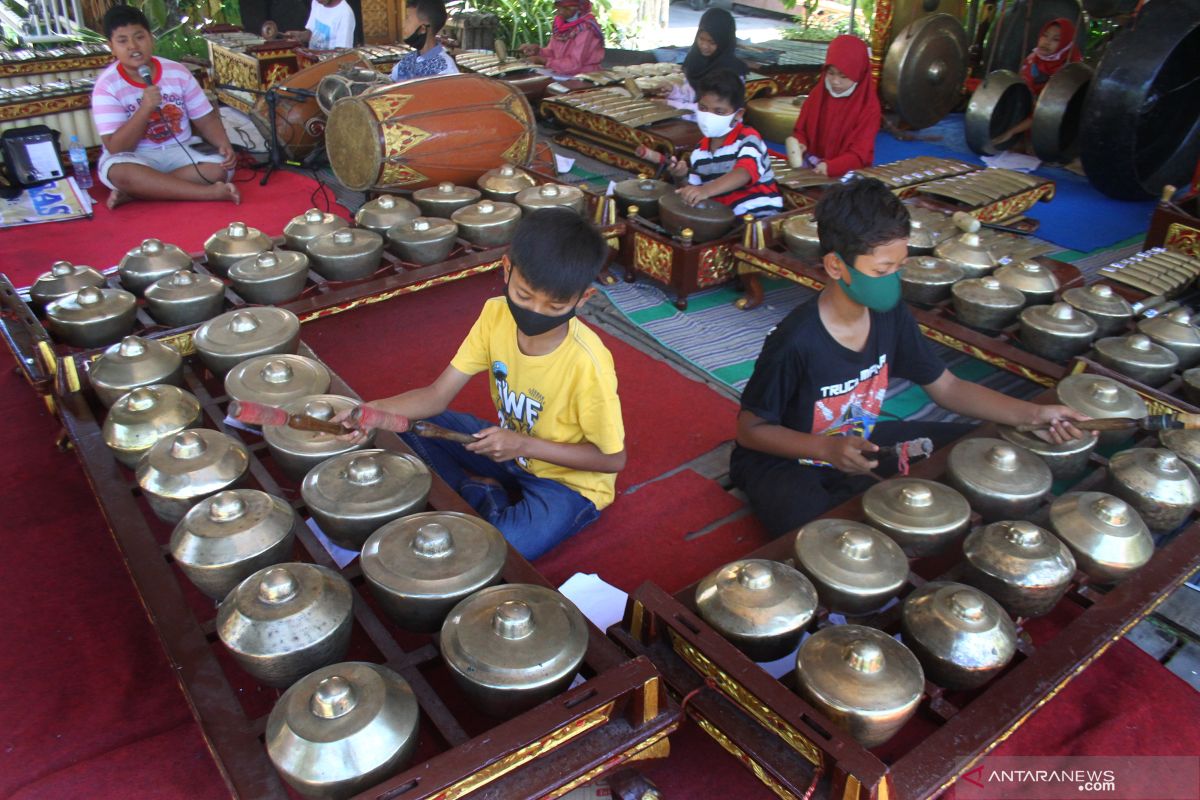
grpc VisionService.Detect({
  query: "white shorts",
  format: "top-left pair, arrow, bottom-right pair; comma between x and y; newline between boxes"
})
98,138 -> 228,190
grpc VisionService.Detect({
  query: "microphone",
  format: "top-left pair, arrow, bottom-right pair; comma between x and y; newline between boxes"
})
137,64 -> 154,85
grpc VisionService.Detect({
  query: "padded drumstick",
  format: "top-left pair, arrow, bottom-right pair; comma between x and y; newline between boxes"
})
350,405 -> 411,433
228,399 -> 289,426
411,420 -> 476,444
229,400 -> 349,435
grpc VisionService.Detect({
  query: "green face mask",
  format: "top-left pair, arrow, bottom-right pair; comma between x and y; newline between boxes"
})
836,253 -> 901,312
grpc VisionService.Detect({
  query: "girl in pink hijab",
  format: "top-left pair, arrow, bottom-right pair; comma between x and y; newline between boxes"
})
518,0 -> 605,77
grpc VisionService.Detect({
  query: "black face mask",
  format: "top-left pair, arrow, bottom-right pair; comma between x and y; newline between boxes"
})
505,282 -> 576,336
404,25 -> 427,49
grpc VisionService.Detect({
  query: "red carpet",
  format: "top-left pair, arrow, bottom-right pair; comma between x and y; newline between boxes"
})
535,469 -> 770,594
0,168 -> 348,287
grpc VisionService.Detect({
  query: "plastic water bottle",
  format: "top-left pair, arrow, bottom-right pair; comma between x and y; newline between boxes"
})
68,135 -> 92,189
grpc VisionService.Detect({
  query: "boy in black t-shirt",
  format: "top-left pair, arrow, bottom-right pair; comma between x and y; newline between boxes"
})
731,178 -> 1089,536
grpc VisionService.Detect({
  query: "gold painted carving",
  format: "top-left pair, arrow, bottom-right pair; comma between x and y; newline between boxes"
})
633,234 -> 674,283
544,731 -> 674,799
430,701 -> 616,800
693,713 -> 803,800
0,92 -> 91,122
697,244 -> 735,287
973,183 -> 1056,223
641,675 -> 660,724
554,133 -> 654,173
368,91 -> 413,121
668,630 -> 825,768
918,324 -> 1056,387
1165,223 -> 1200,259
381,121 -> 431,157
297,259 -> 502,324
0,53 -> 111,79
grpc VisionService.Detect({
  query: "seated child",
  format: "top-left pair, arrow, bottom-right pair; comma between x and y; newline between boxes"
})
518,0 -> 605,78
91,5 -> 239,209
646,69 -> 783,218
785,34 -> 880,177
661,7 -> 747,118
343,208 -> 625,559
390,0 -> 458,81
286,0 -> 356,50
992,18 -> 1082,149
730,178 -> 1088,536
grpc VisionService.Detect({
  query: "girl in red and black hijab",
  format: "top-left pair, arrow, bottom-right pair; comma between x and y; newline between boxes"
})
519,0 -> 605,77
991,18 -> 1083,149
786,34 -> 880,177
1020,17 -> 1082,95
663,8 -> 747,115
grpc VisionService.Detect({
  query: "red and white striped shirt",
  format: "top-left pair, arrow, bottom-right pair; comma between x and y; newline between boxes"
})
688,122 -> 784,218
91,57 -> 213,151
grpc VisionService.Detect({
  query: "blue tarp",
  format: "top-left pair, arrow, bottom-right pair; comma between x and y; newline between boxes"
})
765,113 -> 1156,254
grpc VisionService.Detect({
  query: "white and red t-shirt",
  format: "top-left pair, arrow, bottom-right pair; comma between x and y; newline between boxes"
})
91,57 -> 213,150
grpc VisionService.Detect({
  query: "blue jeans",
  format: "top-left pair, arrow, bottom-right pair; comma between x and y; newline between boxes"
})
401,411 -> 601,560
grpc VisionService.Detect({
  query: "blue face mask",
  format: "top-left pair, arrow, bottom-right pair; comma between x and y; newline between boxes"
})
836,252 -> 901,312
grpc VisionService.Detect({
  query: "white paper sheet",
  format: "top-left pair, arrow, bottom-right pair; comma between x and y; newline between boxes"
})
555,153 -> 576,174
558,572 -> 628,633
306,517 -> 359,568
981,152 -> 1042,173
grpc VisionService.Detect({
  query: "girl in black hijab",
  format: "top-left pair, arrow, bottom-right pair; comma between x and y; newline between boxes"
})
665,8 -> 748,115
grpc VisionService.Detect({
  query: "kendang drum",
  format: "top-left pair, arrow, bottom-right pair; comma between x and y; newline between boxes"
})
253,50 -> 371,161
325,73 -> 537,192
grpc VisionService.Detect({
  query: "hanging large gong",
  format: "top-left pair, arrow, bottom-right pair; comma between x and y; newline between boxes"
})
965,70 -> 1033,155
983,0 -> 1085,74
881,13 -> 970,130
882,0 -> 970,53
1079,0 -> 1200,199
1030,62 -> 1092,162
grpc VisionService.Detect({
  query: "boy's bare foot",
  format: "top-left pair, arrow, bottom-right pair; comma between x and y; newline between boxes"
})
213,181 -> 241,204
105,189 -> 133,210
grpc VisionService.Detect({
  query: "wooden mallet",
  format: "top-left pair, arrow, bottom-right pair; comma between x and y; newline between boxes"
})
1016,414 -> 1200,434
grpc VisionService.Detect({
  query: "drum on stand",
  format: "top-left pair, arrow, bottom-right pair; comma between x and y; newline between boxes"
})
253,50 -> 372,161
324,73 -> 537,191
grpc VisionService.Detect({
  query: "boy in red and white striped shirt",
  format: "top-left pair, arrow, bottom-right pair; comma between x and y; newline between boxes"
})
91,5 -> 239,209
652,69 -> 784,219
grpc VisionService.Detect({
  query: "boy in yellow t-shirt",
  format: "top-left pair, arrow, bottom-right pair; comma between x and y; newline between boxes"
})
346,208 -> 625,558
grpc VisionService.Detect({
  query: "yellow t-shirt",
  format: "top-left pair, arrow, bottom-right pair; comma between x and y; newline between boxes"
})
450,297 -> 625,508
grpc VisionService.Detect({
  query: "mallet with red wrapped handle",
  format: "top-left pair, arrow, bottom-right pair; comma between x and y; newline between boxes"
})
351,405 -> 476,443
228,399 -> 350,435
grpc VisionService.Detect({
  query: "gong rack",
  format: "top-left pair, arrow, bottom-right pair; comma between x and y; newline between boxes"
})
610,384 -> 1200,800
52,340 -> 681,799
0,176 -> 626,400
618,210 -> 755,312
1146,190 -> 1200,261
540,77 -> 777,174
731,211 -> 1084,389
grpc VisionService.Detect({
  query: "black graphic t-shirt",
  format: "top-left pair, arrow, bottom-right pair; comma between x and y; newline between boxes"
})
737,297 -> 945,464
